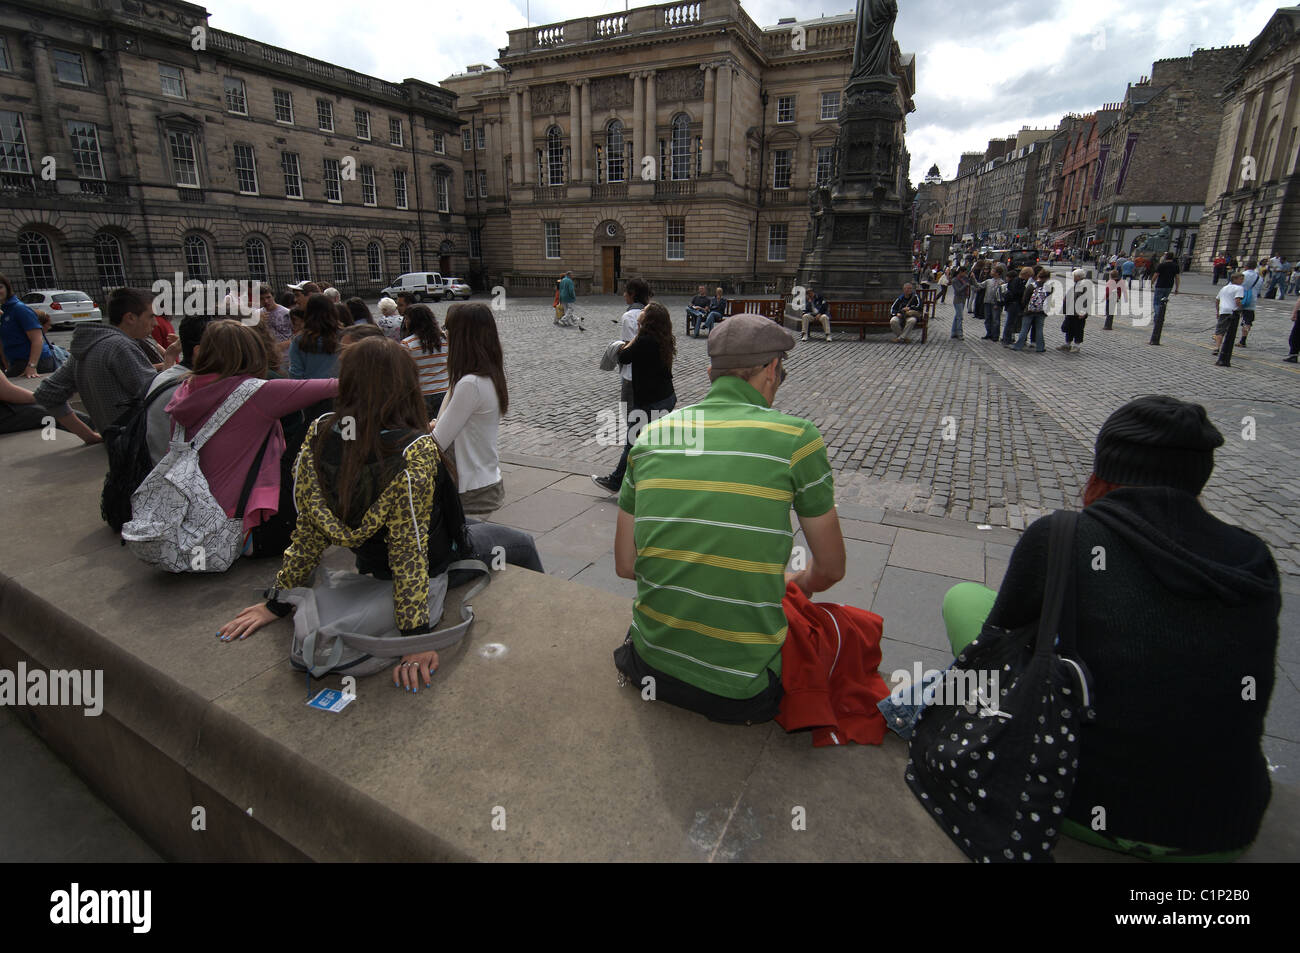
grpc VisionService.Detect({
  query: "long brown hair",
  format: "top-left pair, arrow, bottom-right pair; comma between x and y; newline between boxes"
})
191,320 -> 269,380
300,293 -> 339,354
444,302 -> 508,415
634,301 -> 676,368
315,335 -> 429,523
403,304 -> 444,354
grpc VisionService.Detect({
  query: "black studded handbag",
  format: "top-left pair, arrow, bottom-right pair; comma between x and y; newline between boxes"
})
904,510 -> 1097,863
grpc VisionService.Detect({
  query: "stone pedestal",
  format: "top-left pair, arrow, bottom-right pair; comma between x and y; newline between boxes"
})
797,77 -> 912,299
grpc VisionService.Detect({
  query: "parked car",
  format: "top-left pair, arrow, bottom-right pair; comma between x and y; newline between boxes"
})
1008,249 -> 1043,270
19,290 -> 103,328
441,277 -> 471,299
380,272 -> 445,302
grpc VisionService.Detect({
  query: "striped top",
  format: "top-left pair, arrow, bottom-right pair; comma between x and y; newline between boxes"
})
617,375 -> 835,699
401,334 -> 449,397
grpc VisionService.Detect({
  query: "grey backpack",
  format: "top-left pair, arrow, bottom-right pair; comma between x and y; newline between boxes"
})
286,559 -> 491,678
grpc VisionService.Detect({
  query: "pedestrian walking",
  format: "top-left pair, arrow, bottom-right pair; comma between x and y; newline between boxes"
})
1012,267 -> 1050,353
981,265 -> 1005,340
1000,267 -> 1029,345
1212,253 -> 1227,285
1149,252 -> 1181,345
1058,268 -> 1088,352
1213,273 -> 1244,368
949,266 -> 974,339
1238,259 -> 1264,348
1286,297 -> 1300,362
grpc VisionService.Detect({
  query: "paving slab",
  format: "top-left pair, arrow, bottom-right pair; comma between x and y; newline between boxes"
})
869,566 -> 970,655
888,528 -> 987,582
489,487 -> 602,533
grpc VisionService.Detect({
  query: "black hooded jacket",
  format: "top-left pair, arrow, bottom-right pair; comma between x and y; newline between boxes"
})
988,487 -> 1280,852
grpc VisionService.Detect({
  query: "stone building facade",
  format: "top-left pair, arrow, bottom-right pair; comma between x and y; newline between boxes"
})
442,0 -> 915,296
0,0 -> 467,300
1089,47 -> 1245,259
1198,9 -> 1300,268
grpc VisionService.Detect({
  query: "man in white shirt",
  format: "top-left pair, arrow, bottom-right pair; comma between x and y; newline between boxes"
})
1265,255 -> 1285,300
1214,273 -> 1244,368
594,277 -> 651,493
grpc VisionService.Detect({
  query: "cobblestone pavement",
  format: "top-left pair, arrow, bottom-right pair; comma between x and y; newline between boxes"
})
473,272 -> 1298,580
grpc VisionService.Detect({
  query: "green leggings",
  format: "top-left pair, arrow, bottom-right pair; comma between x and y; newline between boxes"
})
940,582 -> 1245,863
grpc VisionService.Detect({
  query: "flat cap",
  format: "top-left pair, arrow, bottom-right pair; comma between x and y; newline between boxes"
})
707,313 -> 797,369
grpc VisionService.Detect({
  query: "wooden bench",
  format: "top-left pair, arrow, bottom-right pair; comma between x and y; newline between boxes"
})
683,298 -> 785,335
784,290 -> 934,343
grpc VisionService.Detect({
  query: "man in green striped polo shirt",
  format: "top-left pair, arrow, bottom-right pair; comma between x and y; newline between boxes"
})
613,314 -> 846,723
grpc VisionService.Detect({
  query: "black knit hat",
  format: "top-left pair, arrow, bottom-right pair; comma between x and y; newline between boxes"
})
1094,396 -> 1224,494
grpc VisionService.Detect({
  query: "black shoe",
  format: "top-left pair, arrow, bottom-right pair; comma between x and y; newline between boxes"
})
1238,338 -> 1247,347
591,475 -> 620,494
1215,360 -> 1230,367
1284,354 -> 1298,362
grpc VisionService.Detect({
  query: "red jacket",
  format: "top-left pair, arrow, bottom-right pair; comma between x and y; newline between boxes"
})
776,582 -> 890,747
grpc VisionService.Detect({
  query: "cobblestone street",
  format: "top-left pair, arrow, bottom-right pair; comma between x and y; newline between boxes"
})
472,270 -> 1298,579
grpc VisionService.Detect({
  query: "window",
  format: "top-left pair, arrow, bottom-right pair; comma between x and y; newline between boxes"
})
317,99 -> 334,132
605,120 -> 625,183
816,146 -> 834,187
18,232 -> 56,286
399,241 -> 413,273
776,95 -> 795,124
355,108 -> 370,140
183,235 -> 211,280
671,115 -> 691,180
476,125 -> 486,150
666,218 -> 685,260
94,233 -> 126,288
544,221 -> 561,259
168,130 -> 200,187
820,91 -> 840,120
767,223 -> 788,261
0,111 -> 30,173
233,144 -> 258,194
465,171 -> 475,199
331,240 -> 350,283
244,238 -> 268,281
436,172 -> 450,212
224,77 -> 247,115
478,170 -> 487,197
323,158 -> 342,202
433,133 -> 445,155
546,126 -> 565,186
469,227 -> 482,260
290,239 -> 312,282
360,164 -> 376,206
52,49 -> 86,85
68,121 -> 104,179
273,89 -> 294,124
367,242 -> 383,281
772,149 -> 791,190
462,129 -> 473,151
159,64 -> 186,98
389,118 -> 403,147
0,37 -> 10,72
281,152 -> 302,198
393,168 -> 408,209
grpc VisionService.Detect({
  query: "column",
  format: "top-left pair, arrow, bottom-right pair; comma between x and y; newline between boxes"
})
580,79 -> 593,183
568,80 -> 581,185
632,73 -> 645,169
521,86 -> 534,185
25,36 -> 66,176
98,49 -> 139,181
644,70 -> 657,171
714,64 -> 732,174
509,91 -> 523,185
701,65 -> 715,174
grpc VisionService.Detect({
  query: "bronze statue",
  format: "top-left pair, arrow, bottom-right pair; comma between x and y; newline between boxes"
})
851,0 -> 899,81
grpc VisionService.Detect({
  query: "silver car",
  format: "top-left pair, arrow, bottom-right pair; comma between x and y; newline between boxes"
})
442,277 -> 471,300
19,290 -> 103,328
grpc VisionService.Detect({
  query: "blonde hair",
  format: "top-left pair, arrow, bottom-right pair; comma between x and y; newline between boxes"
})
378,297 -> 398,316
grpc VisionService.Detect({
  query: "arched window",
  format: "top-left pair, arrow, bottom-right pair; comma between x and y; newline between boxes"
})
183,235 -> 211,281
94,233 -> 126,289
606,120 -> 625,183
398,241 -> 413,273
244,238 -> 268,282
367,242 -> 383,282
331,240 -> 350,283
547,125 -> 565,186
290,239 -> 312,282
671,114 -> 691,180
18,232 -> 56,287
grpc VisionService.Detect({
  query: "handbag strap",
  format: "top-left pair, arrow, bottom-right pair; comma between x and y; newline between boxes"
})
187,378 -> 265,450
1034,510 -> 1079,658
234,428 -> 274,520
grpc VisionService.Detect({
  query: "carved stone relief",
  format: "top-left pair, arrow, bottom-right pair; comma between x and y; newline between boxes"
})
530,82 -> 570,115
590,76 -> 633,110
655,66 -> 704,102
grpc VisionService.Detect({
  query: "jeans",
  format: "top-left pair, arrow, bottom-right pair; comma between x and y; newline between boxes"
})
686,308 -> 705,335
1000,301 -> 1021,343
461,519 -> 544,574
951,298 -> 965,337
608,393 -> 677,487
1150,287 -> 1171,343
1013,311 -> 1045,351
984,302 -> 1002,339
703,311 -> 725,333
1265,273 -> 1286,299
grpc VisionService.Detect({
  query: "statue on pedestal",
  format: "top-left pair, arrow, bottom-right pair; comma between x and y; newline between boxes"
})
850,0 -> 899,82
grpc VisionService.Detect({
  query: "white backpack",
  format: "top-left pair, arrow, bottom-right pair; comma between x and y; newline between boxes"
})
122,378 -> 268,573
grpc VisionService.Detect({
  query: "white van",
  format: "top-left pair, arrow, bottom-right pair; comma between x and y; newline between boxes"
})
380,272 -> 445,302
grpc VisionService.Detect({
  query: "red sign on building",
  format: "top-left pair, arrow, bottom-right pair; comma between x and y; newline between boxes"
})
933,223 -> 955,235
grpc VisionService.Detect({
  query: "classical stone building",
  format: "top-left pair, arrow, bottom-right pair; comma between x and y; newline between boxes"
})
1198,8 -> 1300,268
0,0 -> 467,299
442,0 -> 915,296
1088,47 -> 1244,260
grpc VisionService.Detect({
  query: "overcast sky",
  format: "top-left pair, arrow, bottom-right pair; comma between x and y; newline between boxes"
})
206,0 -> 1283,184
